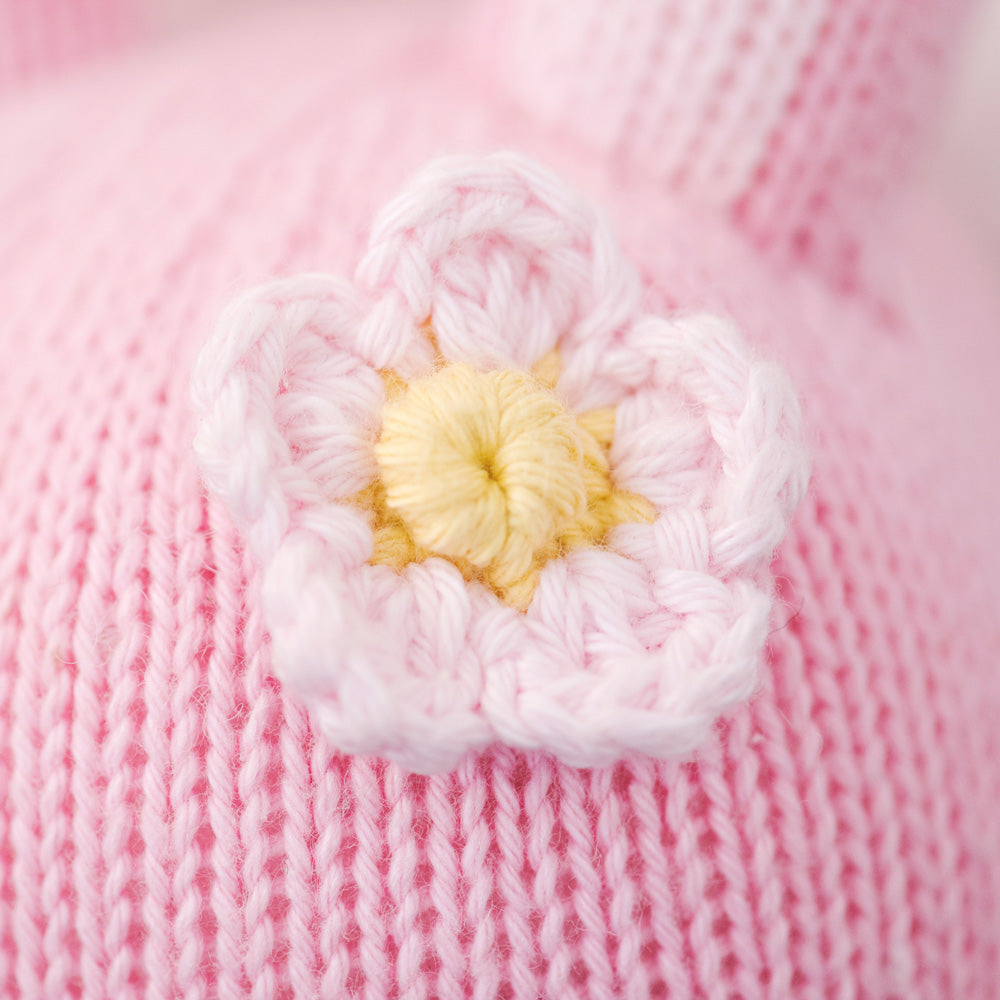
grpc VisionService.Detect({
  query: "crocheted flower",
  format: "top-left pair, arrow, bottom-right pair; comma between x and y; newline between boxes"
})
192,154 -> 809,773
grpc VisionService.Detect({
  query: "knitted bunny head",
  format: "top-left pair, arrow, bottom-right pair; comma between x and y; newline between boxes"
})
0,1 -> 997,998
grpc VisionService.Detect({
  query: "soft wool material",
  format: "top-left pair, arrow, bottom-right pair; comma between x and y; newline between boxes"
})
1,1 -> 999,998
191,154 -> 808,772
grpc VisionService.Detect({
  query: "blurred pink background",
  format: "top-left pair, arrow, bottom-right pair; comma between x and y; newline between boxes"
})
931,0 -> 1000,276
2,0 -> 998,274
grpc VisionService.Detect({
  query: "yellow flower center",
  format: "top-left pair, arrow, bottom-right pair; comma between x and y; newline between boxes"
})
359,352 -> 655,610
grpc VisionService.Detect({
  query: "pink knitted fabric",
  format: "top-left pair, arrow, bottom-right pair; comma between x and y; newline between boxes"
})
0,0 -> 134,92
1,1 -> 999,998
482,0 -> 969,290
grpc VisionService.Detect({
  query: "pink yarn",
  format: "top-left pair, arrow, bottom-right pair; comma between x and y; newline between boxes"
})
0,0 -> 133,92
481,0 -> 972,291
0,0 -> 998,997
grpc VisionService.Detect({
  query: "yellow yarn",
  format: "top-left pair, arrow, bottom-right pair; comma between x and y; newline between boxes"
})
359,351 -> 655,611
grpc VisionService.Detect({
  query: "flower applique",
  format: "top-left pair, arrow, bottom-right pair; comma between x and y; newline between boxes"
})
192,153 -> 809,773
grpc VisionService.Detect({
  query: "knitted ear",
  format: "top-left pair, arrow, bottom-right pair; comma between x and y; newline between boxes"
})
191,153 -> 810,773
481,0 -> 969,289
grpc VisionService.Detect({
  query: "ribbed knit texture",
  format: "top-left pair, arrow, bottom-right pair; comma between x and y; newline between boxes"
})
482,0 -> 970,292
1,1 -> 998,997
0,0 -> 133,92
